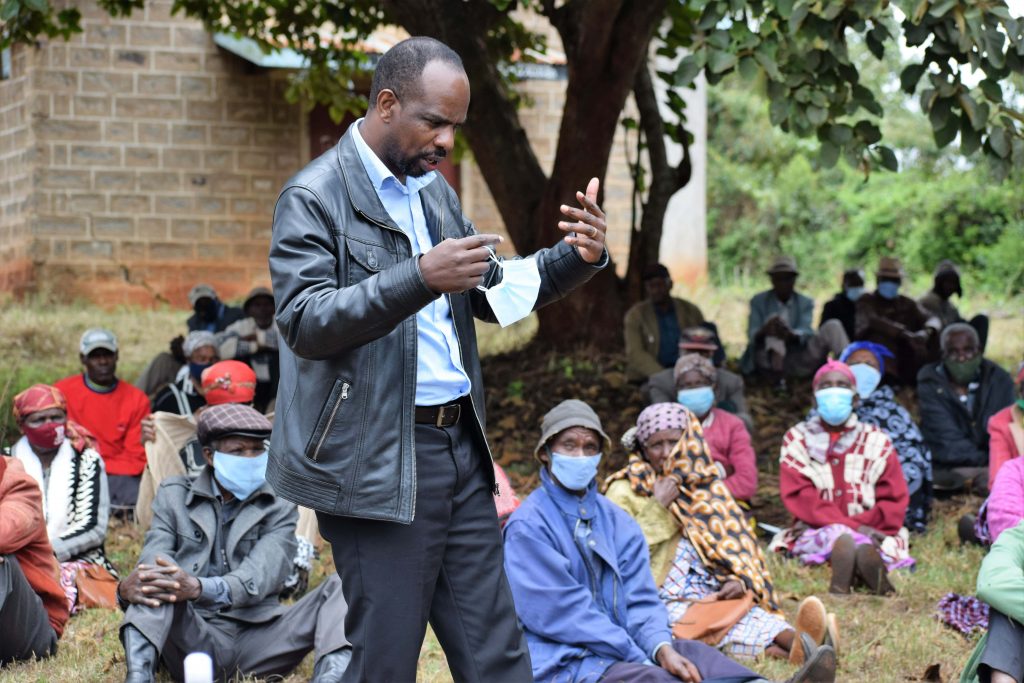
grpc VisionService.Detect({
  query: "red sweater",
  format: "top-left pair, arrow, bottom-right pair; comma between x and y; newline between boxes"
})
701,408 -> 758,501
0,457 -> 70,637
54,374 -> 150,476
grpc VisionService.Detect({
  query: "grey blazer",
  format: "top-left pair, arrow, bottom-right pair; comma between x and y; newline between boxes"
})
140,468 -> 298,623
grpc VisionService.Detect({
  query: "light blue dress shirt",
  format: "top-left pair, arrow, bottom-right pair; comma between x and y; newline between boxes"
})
351,120 -> 472,405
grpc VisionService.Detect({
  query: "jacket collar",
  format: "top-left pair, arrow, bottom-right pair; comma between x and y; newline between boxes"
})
539,466 -> 598,520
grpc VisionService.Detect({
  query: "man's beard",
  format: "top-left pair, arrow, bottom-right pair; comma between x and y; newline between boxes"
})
382,139 -> 446,178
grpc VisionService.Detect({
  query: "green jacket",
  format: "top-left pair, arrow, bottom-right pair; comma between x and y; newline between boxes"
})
960,520 -> 1024,683
623,298 -> 704,381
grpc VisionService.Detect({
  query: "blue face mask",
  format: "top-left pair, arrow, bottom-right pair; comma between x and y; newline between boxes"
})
877,281 -> 900,300
677,386 -> 715,417
550,452 -> 602,491
815,387 -> 855,426
844,286 -> 864,302
213,450 -> 268,500
849,363 -> 881,399
189,361 -> 212,381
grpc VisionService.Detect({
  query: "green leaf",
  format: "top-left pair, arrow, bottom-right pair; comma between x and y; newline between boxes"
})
928,0 -> 958,17
960,119 -> 982,155
23,0 -> 45,11
738,56 -> 758,81
789,3 -> 809,33
827,124 -> 854,144
876,146 -> 898,171
776,0 -> 795,19
899,64 -> 926,94
707,49 -> 738,74
0,0 -> 20,22
979,79 -> 1003,102
806,105 -> 828,126
754,48 -> 782,80
621,117 -> 638,131
933,119 -> 958,148
854,120 -> 882,144
675,56 -> 703,88
769,96 -> 789,126
958,93 -> 986,131
819,141 -> 840,168
865,30 -> 884,59
989,127 -> 1010,158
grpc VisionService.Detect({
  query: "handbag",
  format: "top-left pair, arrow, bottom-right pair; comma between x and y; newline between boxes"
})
75,563 -> 119,609
670,591 -> 755,645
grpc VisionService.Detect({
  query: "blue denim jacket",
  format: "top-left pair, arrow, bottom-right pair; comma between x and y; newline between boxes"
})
503,468 -> 672,682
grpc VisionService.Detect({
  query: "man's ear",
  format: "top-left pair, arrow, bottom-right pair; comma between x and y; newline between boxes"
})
79,353 -> 87,366
202,446 -> 214,467
376,89 -> 400,123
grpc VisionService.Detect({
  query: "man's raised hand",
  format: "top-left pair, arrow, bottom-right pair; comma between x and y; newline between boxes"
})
558,177 -> 607,264
420,234 -> 503,294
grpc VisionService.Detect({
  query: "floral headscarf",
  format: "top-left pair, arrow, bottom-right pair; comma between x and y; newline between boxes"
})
12,384 -> 96,452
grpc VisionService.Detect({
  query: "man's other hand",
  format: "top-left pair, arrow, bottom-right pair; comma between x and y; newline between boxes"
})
656,644 -> 703,682
558,177 -> 607,264
420,234 -> 503,294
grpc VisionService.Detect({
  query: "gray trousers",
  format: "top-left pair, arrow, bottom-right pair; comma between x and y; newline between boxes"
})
754,318 -> 850,378
0,555 -> 58,665
600,640 -> 759,682
980,609 -> 1024,683
122,573 -> 348,681
318,420 -> 532,683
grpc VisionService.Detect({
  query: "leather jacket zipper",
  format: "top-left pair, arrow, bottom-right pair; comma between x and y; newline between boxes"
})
311,382 -> 349,461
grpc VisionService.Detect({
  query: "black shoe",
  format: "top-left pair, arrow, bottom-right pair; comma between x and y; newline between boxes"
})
121,626 -> 158,683
312,647 -> 352,683
786,633 -> 837,683
958,514 -> 983,546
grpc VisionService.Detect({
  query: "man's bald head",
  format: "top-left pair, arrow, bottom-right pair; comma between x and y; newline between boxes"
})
369,36 -> 465,105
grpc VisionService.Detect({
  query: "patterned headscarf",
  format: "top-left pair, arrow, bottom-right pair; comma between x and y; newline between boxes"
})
673,352 -> 716,384
635,402 -> 690,446
812,359 -> 856,389
12,384 -> 96,452
606,406 -> 781,613
840,341 -> 895,375
201,361 -> 257,406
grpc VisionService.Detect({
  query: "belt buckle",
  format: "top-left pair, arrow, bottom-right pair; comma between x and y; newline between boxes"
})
436,403 -> 460,427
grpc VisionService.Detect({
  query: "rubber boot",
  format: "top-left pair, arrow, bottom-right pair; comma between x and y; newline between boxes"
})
121,626 -> 158,683
828,533 -> 857,594
854,544 -> 896,595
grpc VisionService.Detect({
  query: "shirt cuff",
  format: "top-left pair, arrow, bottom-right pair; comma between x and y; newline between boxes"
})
196,577 -> 232,610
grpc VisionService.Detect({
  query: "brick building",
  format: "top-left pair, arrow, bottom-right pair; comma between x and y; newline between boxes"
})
0,2 -> 703,307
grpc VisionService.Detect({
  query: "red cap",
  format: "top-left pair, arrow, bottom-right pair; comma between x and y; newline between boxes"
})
201,360 -> 257,406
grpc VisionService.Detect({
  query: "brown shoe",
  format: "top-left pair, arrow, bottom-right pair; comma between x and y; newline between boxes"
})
786,633 -> 837,683
789,596 -> 827,664
855,544 -> 896,595
828,534 -> 856,595
823,613 -> 840,656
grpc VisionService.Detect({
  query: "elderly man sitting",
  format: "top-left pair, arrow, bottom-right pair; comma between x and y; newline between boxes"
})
117,404 -> 350,683
503,399 -> 836,683
919,323 -> 1014,496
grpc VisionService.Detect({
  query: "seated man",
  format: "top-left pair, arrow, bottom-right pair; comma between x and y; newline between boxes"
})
134,284 -> 246,399
625,264 -> 708,383
117,404 -> 350,683
855,256 -> 941,386
55,329 -> 150,514
151,331 -> 219,418
217,286 -> 280,413
820,268 -> 864,341
503,399 -> 836,683
0,455 -> 70,665
740,256 -> 848,387
645,327 -> 753,433
11,384 -> 116,613
959,520 -> 1024,683
919,323 -> 1014,496
918,260 -> 989,349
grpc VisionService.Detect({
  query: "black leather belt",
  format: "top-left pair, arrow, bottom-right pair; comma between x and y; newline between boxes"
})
415,401 -> 462,427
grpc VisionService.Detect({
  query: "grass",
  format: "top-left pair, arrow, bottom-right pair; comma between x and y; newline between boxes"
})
0,286 -> 1018,682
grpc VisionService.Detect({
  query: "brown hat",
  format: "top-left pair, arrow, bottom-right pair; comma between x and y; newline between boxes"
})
534,399 -> 610,457
678,327 -> 717,352
876,256 -> 905,279
197,403 -> 272,446
766,255 -> 798,275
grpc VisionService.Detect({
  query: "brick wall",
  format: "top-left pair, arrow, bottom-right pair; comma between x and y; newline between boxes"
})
28,0 -> 303,306
0,45 -> 36,293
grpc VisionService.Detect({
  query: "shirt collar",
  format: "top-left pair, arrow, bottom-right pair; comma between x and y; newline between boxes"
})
540,466 -> 598,520
350,118 -> 436,196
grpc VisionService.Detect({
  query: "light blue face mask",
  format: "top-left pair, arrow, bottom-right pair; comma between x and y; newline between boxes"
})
849,363 -> 881,399
877,281 -> 901,300
476,252 -> 541,328
844,286 -> 865,302
814,387 -> 855,426
676,386 -> 715,417
550,452 -> 602,491
213,450 -> 268,500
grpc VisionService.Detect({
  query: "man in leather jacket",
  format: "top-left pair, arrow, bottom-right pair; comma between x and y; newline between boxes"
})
268,37 -> 609,681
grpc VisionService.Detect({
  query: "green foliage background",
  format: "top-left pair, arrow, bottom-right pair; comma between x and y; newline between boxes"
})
705,65 -> 1024,300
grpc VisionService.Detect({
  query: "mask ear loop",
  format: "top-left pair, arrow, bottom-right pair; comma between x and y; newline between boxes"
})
475,246 -> 503,292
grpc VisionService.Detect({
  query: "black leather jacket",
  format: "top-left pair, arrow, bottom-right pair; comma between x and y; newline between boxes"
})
267,124 -> 605,523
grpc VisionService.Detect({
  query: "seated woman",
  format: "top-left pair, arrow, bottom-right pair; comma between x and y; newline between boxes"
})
605,403 -> 835,662
771,360 -> 912,595
987,365 -> 1024,490
151,331 -> 219,417
674,353 -> 758,502
10,384 -> 116,613
831,341 -> 933,533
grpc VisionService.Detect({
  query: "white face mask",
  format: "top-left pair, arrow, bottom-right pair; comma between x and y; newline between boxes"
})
478,255 -> 541,327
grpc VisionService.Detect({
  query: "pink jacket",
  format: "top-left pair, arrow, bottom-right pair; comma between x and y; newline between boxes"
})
988,405 -> 1024,491
986,455 -> 1024,542
701,408 -> 758,501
